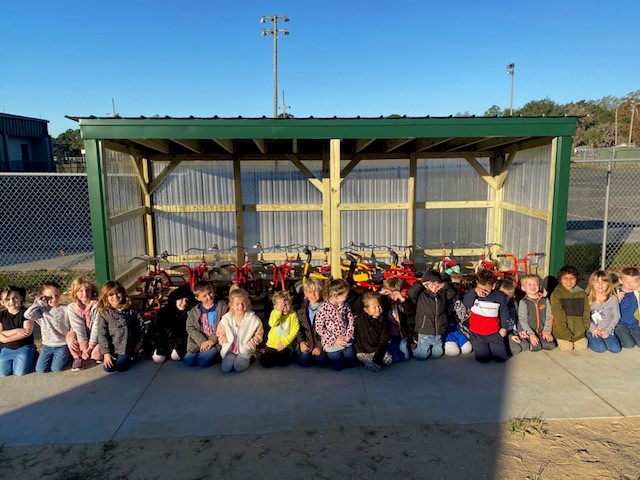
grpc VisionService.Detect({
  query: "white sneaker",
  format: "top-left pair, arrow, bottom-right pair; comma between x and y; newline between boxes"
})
152,350 -> 166,364
170,349 -> 181,361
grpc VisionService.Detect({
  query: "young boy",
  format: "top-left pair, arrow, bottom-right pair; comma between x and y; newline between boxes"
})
184,281 -> 228,367
550,265 -> 590,352
379,276 -> 415,362
518,274 -> 555,351
615,266 -> 640,348
498,278 -> 529,355
462,270 -> 510,363
260,291 -> 300,368
406,270 -> 456,360
354,292 -> 392,372
296,277 -> 327,367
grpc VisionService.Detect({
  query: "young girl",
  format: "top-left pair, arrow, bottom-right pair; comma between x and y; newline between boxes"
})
354,292 -> 392,372
498,279 -> 530,355
260,291 -> 300,368
25,282 -> 72,373
379,276 -> 415,362
585,270 -> 622,353
295,277 -> 327,367
0,286 -> 35,376
314,279 -> 356,370
67,277 -> 101,371
216,289 -> 263,373
148,286 -> 196,363
97,281 -> 145,373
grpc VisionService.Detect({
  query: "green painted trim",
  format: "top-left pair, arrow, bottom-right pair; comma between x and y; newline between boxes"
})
77,117 -> 578,140
85,140 -> 111,284
549,136 -> 573,276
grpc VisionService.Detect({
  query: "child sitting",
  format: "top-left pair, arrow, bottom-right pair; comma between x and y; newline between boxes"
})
314,279 -> 356,370
260,291 -> 300,368
585,270 -> 621,353
25,282 -> 72,373
614,266 -> 640,349
67,277 -> 101,371
295,277 -> 327,367
463,270 -> 510,363
0,286 -> 35,376
518,274 -> 555,351
379,277 -> 415,362
406,270 -> 456,360
550,265 -> 590,352
217,289 -> 263,373
498,278 -> 529,355
97,281 -> 145,373
148,286 -> 196,363
444,275 -> 473,357
354,292 -> 392,372
184,281 -> 228,367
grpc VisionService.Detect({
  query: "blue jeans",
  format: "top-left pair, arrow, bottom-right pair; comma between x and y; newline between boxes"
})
103,353 -> 133,372
388,336 -> 409,363
36,345 -> 70,373
295,347 -> 328,368
325,345 -> 357,371
414,334 -> 443,360
586,331 -> 622,353
183,348 -> 219,367
614,325 -> 640,349
0,344 -> 36,376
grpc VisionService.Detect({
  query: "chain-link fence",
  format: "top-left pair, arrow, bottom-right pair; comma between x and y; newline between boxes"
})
566,158 -> 640,275
0,173 -> 94,293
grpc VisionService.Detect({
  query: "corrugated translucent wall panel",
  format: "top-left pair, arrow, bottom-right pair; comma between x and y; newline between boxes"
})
415,208 -> 488,247
155,212 -> 236,253
104,148 -> 142,215
241,160 -> 322,204
244,211 -> 323,249
503,145 -> 552,210
111,217 -> 145,276
341,160 -> 408,203
417,158 -> 490,202
502,210 -> 547,272
152,161 -> 234,205
341,210 -> 408,249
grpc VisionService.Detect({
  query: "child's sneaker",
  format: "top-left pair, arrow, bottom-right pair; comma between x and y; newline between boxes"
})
71,358 -> 83,371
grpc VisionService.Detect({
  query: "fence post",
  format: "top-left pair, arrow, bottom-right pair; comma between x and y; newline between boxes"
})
549,136 -> 573,275
601,150 -> 615,270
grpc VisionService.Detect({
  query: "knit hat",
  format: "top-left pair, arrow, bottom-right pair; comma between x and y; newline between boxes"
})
421,270 -> 443,283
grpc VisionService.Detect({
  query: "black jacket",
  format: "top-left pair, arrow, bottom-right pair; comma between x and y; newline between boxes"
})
296,300 -> 323,351
407,282 -> 457,336
354,311 -> 389,364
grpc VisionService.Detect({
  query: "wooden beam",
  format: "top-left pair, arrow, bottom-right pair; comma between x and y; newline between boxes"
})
285,154 -> 323,192
244,204 -> 323,212
415,137 -> 455,152
171,139 -> 204,154
340,202 -> 409,211
292,139 -> 298,154
501,201 -> 548,220
233,157 -> 244,265
212,138 -> 235,154
408,153 -> 417,248
148,155 -> 186,195
340,155 -> 362,182
102,140 -> 145,158
329,139 -> 342,279
253,138 -> 266,154
131,139 -> 172,154
141,158 -> 155,256
385,138 -> 414,152
127,155 -> 149,195
153,204 -> 235,213
322,152 -> 331,255
109,206 -> 147,227
418,200 -> 493,209
447,137 -> 489,152
462,154 -> 498,190
355,138 -> 376,153
494,146 -> 519,190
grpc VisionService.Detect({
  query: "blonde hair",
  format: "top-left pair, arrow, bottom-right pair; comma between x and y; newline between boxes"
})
193,281 -> 215,298
586,270 -> 615,303
362,291 -> 381,309
229,288 -> 251,309
97,281 -> 131,312
302,277 -> 324,296
272,290 -> 292,305
69,276 -> 99,301
382,276 -> 403,292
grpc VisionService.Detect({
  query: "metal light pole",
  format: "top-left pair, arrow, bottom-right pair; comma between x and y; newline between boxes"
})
260,15 -> 289,118
506,63 -> 515,116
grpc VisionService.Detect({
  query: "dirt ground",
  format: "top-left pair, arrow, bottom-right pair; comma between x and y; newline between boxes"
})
1,417 -> 639,480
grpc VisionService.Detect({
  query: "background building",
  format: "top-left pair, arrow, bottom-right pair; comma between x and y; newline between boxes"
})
0,113 -> 54,172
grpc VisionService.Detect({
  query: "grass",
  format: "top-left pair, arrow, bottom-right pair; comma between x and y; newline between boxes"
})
507,414 -> 548,438
0,269 -> 95,292
565,242 -> 640,276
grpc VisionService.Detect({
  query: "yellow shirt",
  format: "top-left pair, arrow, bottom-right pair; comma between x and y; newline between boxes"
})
266,309 -> 300,350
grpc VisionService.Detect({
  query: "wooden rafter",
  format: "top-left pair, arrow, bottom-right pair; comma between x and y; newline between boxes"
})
171,139 -> 204,154
494,146 -> 519,190
252,138 -> 266,154
462,154 -> 498,190
415,137 -> 455,152
285,154 -> 323,192
148,155 -> 186,195
385,137 -> 414,152
340,155 -> 362,182
102,140 -> 145,158
212,138 -> 234,154
447,137 -> 489,151
127,155 -> 149,195
131,139 -> 172,154
354,138 -> 376,153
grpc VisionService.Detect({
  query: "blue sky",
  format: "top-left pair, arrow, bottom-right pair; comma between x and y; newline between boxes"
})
1,0 -> 638,136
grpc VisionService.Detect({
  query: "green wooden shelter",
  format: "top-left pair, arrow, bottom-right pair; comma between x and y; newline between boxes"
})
69,115 -> 577,286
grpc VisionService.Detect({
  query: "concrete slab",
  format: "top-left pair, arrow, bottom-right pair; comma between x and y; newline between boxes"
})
1,349 -> 639,447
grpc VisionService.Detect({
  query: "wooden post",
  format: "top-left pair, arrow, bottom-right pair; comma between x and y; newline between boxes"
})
233,156 -> 245,265
408,153 -> 417,248
329,139 -> 342,279
141,157 -> 155,256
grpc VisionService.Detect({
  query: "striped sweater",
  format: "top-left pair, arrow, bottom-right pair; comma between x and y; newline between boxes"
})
463,290 -> 510,335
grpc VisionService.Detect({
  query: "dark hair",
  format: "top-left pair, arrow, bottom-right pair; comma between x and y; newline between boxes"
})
557,265 -> 580,280
2,285 -> 26,302
476,270 -> 497,286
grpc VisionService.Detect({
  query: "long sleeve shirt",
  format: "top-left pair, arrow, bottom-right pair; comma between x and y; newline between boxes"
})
266,309 -> 300,350
25,303 -> 70,347
589,295 -> 620,335
314,302 -> 355,348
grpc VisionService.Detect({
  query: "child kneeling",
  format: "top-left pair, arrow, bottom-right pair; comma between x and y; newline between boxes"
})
355,292 -> 392,372
260,291 -> 300,368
